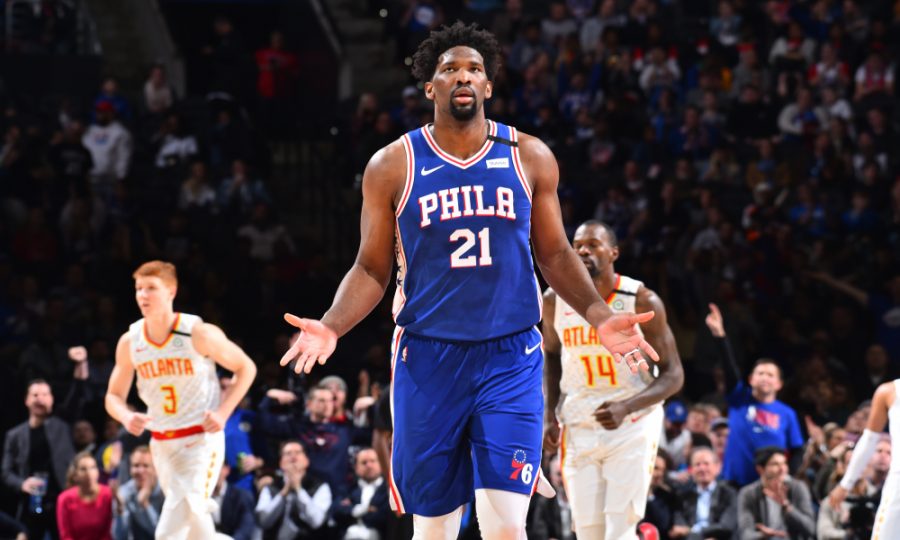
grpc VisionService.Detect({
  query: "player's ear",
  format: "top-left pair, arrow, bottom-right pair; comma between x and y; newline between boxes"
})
424,82 -> 435,101
485,81 -> 493,99
610,245 -> 620,262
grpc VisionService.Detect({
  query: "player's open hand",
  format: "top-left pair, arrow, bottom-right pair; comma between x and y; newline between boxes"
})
594,401 -> 629,430
596,311 -> 659,373
279,314 -> 337,374
202,410 -> 226,433
124,411 -> 152,437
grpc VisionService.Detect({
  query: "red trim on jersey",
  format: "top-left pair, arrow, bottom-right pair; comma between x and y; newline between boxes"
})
605,274 -> 622,304
392,223 -> 408,322
387,328 -> 406,514
144,313 -> 181,349
509,127 -> 533,202
151,424 -> 203,440
396,134 -> 415,216
421,120 -> 496,169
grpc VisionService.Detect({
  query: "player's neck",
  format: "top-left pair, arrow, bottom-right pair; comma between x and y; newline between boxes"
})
594,269 -> 617,300
430,114 -> 488,160
145,310 -> 177,342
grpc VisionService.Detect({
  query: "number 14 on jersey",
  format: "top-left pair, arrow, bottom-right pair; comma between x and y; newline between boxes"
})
580,354 -> 618,387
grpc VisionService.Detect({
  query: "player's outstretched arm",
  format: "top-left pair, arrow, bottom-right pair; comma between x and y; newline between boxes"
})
524,132 -> 658,366
541,288 -> 563,453
193,323 -> 257,432
594,288 -> 684,430
281,141 -> 404,374
105,333 -> 150,436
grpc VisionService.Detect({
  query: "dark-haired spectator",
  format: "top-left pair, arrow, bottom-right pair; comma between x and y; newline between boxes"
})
218,159 -> 271,225
177,160 -> 216,214
212,462 -> 257,540
256,440 -> 332,540
153,113 -> 198,170
56,452 -> 112,540
541,2 -> 577,47
331,448 -> 388,540
237,204 -> 295,262
2,350 -> 87,539
737,447 -> 816,539
82,101 -> 132,200
705,304 -> 804,488
854,53 -> 893,104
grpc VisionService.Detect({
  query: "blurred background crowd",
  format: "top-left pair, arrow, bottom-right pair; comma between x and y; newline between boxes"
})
1,0 -> 899,538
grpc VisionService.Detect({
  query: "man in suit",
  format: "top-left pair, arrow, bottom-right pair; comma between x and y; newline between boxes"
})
670,447 -> 737,539
212,462 -> 258,540
737,446 -> 816,540
332,447 -> 389,540
1,349 -> 87,540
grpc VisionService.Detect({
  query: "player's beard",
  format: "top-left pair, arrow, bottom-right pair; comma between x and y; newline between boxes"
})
449,96 -> 479,121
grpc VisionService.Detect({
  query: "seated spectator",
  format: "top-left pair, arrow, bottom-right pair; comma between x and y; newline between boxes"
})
93,78 -> 132,124
710,418 -> 729,465
670,447 -> 737,539
639,47 -> 681,98
331,448 -> 389,540
236,203 -> 296,262
112,446 -> 163,540
177,160 -> 217,213
807,44 -> 850,92
579,0 -> 626,54
777,86 -> 827,142
256,440 -> 332,540
527,454 -> 573,540
56,452 -> 113,540
212,462 -> 257,540
153,113 -> 198,169
854,52 -> 894,104
816,443 -> 880,539
768,21 -> 816,74
143,64 -> 174,116
820,85 -> 852,122
710,0 -> 741,48
71,420 -> 96,454
642,449 -> 680,536
541,2 -> 577,46
737,447 -> 816,539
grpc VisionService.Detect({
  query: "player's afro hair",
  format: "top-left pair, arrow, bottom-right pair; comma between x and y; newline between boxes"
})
411,21 -> 502,83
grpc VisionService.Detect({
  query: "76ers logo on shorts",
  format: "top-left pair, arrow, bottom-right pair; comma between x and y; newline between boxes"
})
509,449 -> 534,485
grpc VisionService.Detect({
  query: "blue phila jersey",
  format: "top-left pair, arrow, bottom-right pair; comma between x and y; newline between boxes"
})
392,120 -> 542,341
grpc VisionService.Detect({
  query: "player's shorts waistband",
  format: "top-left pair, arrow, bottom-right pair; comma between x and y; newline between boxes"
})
151,425 -> 204,440
402,326 -> 536,346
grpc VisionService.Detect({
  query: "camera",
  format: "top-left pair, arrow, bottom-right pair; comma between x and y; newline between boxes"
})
844,494 -> 881,540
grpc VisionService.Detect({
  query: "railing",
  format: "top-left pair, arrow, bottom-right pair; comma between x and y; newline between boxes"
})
5,0 -> 101,55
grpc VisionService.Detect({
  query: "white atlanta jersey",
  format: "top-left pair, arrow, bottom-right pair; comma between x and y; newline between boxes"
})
128,313 -> 220,433
554,274 -> 653,427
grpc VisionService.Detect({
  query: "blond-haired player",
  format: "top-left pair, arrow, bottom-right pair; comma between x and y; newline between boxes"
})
105,260 -> 257,539
543,221 -> 684,540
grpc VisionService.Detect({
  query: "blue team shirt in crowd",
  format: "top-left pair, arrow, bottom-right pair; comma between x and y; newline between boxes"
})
722,381 -> 804,487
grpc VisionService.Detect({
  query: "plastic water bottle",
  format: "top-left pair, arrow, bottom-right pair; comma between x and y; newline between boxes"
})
29,473 -> 47,514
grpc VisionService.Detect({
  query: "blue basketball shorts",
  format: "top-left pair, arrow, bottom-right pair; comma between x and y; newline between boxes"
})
386,326 -> 544,517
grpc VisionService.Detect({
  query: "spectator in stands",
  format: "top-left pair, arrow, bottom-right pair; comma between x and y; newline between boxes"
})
705,304 -> 805,488
579,0 -> 625,55
662,400 -> 691,470
643,449 -> 680,537
255,30 -> 299,141
143,64 -> 174,116
2,351 -> 87,539
854,52 -> 894,104
71,420 -> 96,454
710,418 -> 729,465
202,15 -> 248,99
737,446 -> 816,539
237,203 -> 295,262
177,159 -> 217,213
507,20 -> 555,75
112,446 -> 162,540
541,2 -> 577,46
670,446 -> 737,539
82,101 -> 133,200
816,441 -> 882,538
153,113 -> 198,170
48,121 -> 92,204
256,440 -> 332,540
331,448 -> 388,540
56,452 -> 113,540
212,462 -> 257,540
527,454 -> 572,540
217,159 -> 271,222
93,78 -> 132,124
768,20 -> 816,74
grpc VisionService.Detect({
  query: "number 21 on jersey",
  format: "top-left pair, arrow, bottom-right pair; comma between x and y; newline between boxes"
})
450,227 -> 492,268
580,354 -> 618,387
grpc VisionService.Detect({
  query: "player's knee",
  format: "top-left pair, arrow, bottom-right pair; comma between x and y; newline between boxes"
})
475,490 -> 529,540
412,507 -> 464,540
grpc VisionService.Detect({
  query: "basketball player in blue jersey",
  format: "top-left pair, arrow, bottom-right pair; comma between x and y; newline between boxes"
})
278,21 -> 660,539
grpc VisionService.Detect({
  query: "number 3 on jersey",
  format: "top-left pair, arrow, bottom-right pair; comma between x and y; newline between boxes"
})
161,385 -> 178,415
450,227 -> 492,268
580,355 -> 618,387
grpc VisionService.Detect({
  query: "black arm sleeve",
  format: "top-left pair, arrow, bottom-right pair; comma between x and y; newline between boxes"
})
712,335 -> 742,390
